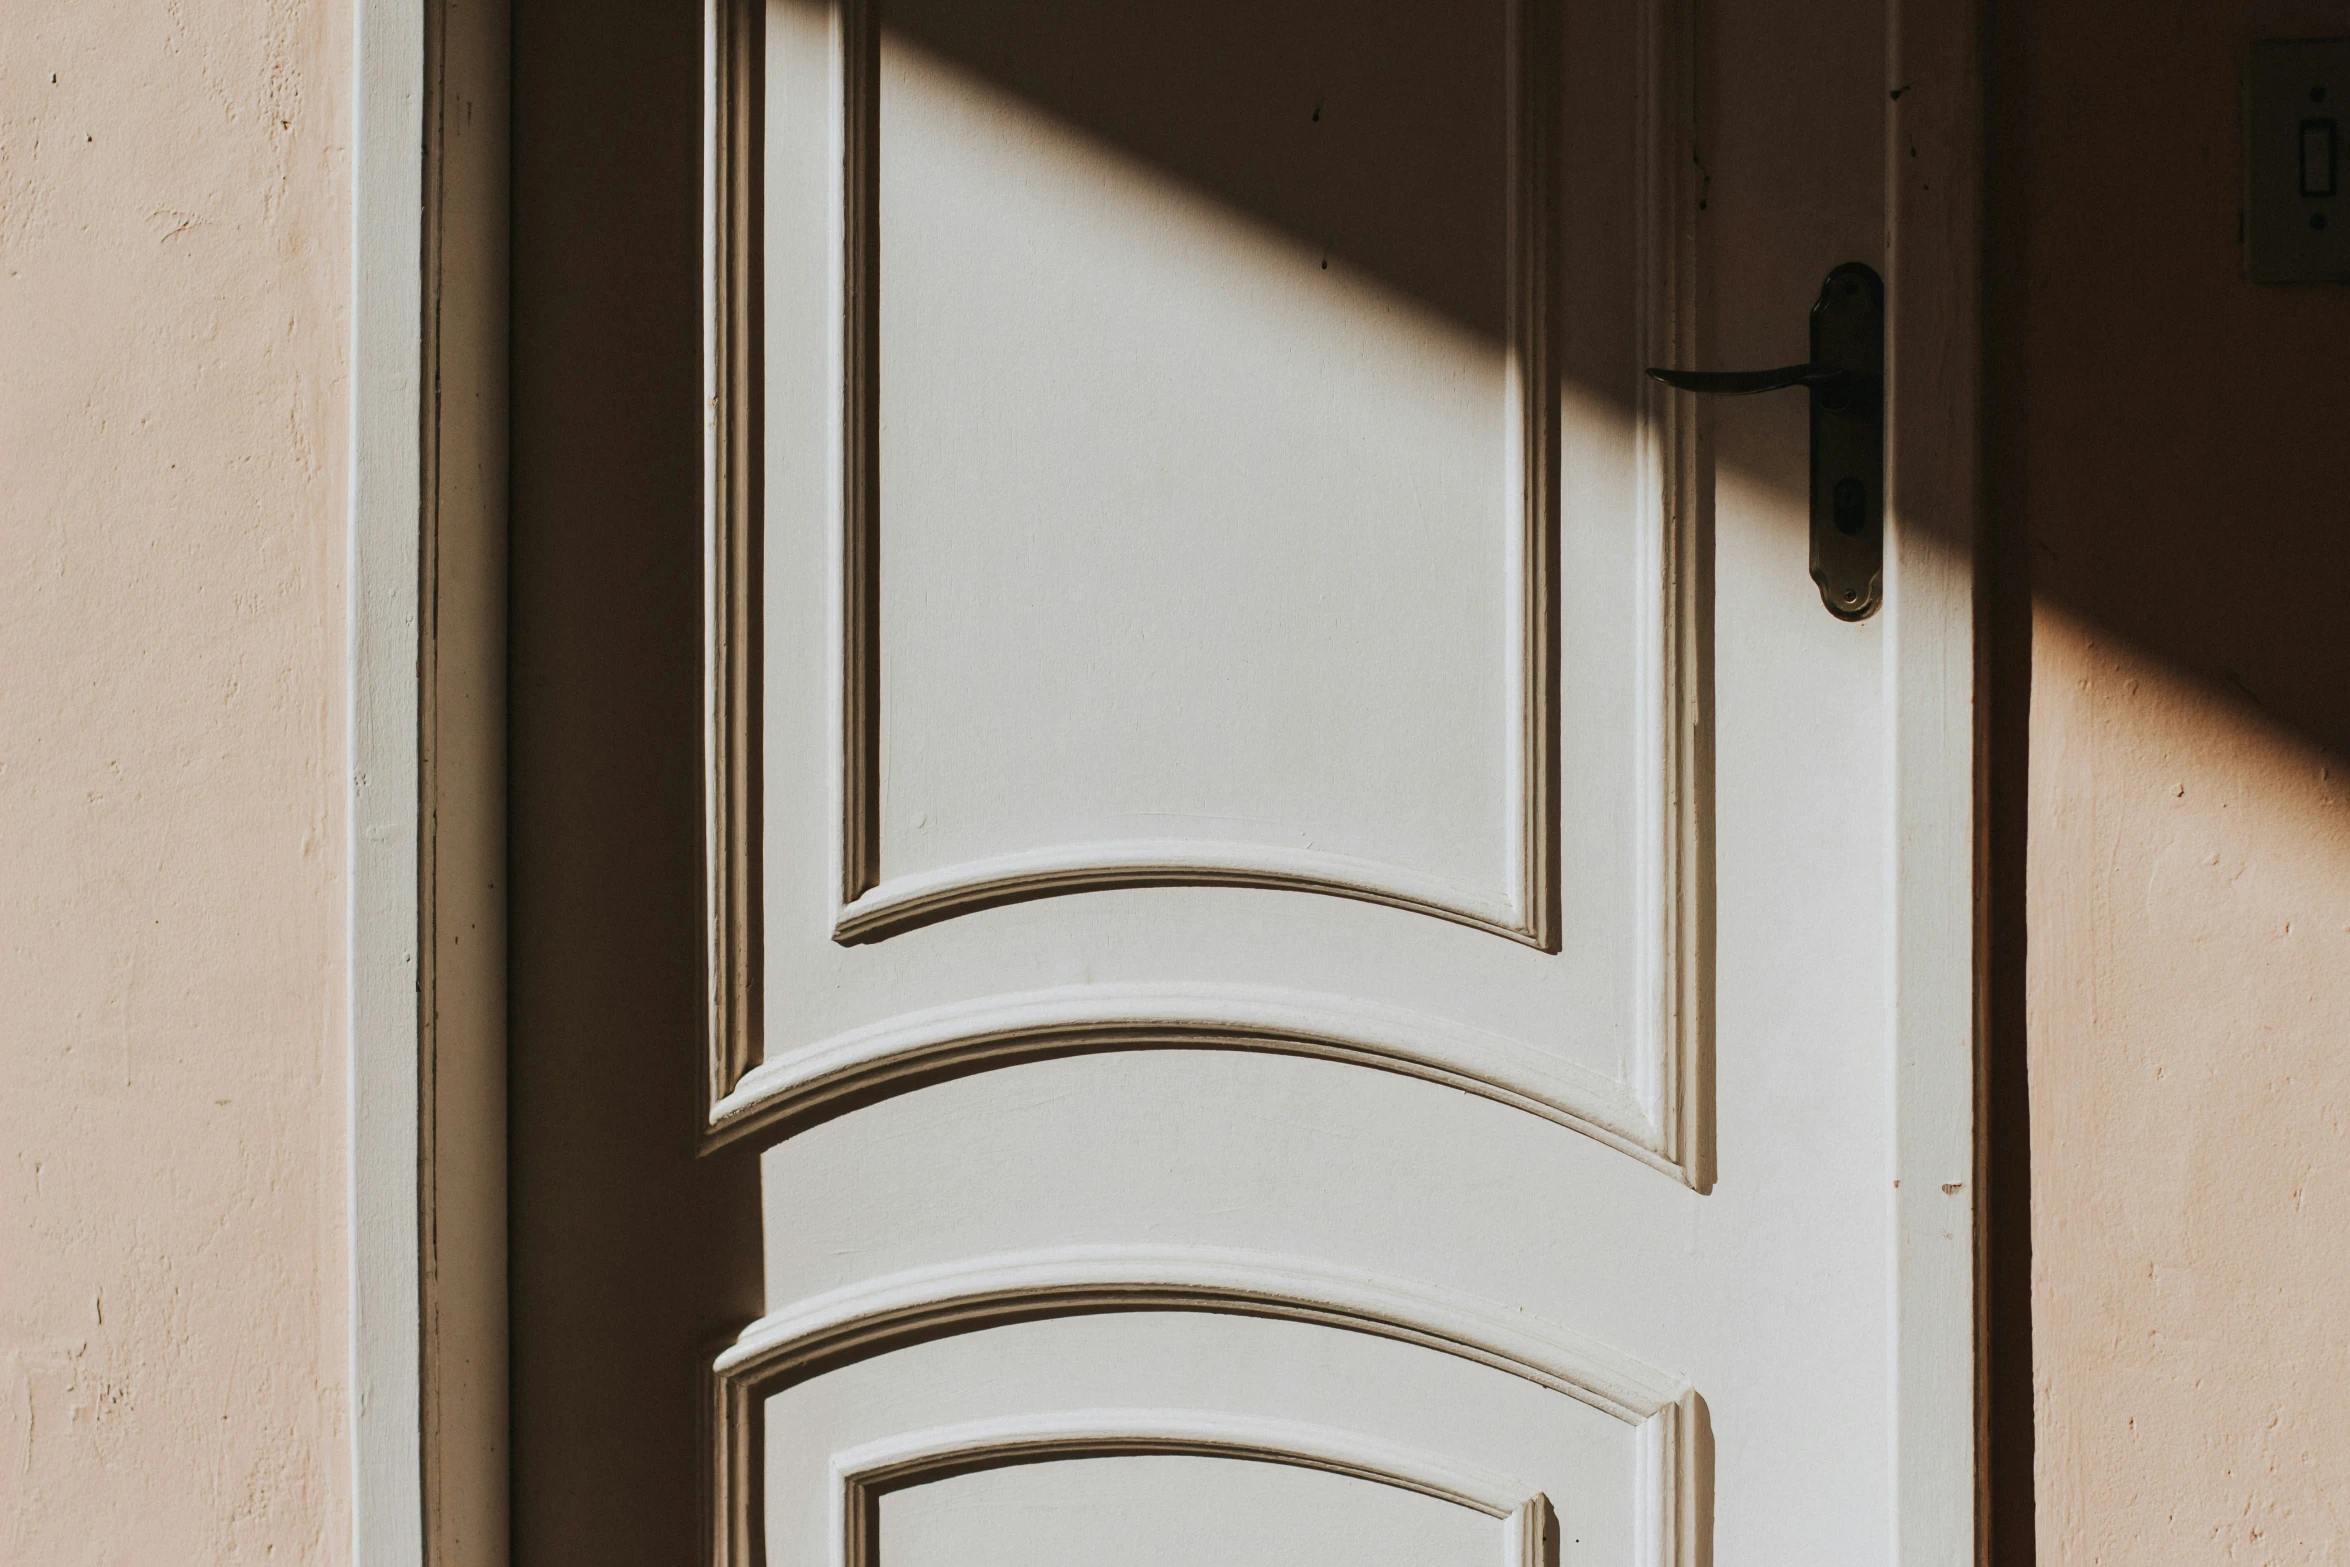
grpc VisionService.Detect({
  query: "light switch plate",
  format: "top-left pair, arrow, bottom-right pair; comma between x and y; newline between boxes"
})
2247,37 -> 2350,282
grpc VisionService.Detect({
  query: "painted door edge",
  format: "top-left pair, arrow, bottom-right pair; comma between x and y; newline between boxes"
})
1884,0 -> 1986,1564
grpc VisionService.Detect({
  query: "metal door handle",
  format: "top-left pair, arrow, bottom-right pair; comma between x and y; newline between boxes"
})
1647,363 -> 1852,398
1646,261 -> 1884,621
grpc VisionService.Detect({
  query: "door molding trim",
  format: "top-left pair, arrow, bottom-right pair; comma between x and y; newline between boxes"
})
1883,1 -> 1984,1564
704,982 -> 1679,1179
707,1246 -> 1697,1567
828,1410 -> 1554,1567
706,0 -> 766,1114
836,840 -> 1542,949
348,0 -> 508,1562
829,1409 -> 1543,1521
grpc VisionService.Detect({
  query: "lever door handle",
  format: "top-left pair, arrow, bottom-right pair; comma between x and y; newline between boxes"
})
1646,363 -> 1849,398
1645,262 -> 1884,621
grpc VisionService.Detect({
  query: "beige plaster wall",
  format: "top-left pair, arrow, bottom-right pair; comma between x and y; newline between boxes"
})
2001,0 -> 2350,1560
2028,625 -> 2350,1560
0,1 -> 351,1561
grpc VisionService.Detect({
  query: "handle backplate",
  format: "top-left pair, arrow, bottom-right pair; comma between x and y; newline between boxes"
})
1804,263 -> 1884,621
1647,262 -> 1884,621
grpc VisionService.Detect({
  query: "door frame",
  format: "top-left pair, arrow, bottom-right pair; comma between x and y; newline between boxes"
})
346,0 -> 1981,1562
348,0 -> 509,1564
1879,4 -> 1986,1563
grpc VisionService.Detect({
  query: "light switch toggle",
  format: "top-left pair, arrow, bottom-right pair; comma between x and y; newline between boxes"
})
2248,37 -> 2349,279
2304,118 -> 2339,198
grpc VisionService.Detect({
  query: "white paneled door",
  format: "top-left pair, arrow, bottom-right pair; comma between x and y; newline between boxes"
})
701,0 -> 1975,1561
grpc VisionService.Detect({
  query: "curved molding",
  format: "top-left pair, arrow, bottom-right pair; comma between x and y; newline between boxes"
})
835,841 -> 1537,946
706,983 -> 1682,1179
717,1245 -> 1688,1420
830,1410 -> 1552,1567
708,1246 -> 1693,1567
834,1409 -> 1537,1517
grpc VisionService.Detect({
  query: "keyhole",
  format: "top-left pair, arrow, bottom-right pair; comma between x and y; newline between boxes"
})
1833,476 -> 1866,536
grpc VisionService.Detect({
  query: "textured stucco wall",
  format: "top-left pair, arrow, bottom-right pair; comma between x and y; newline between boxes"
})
2004,0 -> 2350,1560
2028,625 -> 2350,1560
0,1 -> 350,1561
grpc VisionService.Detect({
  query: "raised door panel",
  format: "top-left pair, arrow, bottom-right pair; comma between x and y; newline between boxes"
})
867,0 -> 1523,934
732,0 -> 1698,1178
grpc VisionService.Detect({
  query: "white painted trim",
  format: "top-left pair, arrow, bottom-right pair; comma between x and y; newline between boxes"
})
1884,1 -> 1984,1564
828,1409 -> 1540,1521
835,840 -> 1535,947
826,1410 -> 1551,1567
1634,0 -> 1707,1191
706,982 -> 1678,1179
349,0 -> 429,1554
706,0 -> 764,1116
350,0 -> 508,1562
716,1244 -> 1690,1421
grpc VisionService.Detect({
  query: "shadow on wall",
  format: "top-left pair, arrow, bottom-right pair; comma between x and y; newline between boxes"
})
509,0 -> 2350,1563
1987,1 -> 2350,1563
